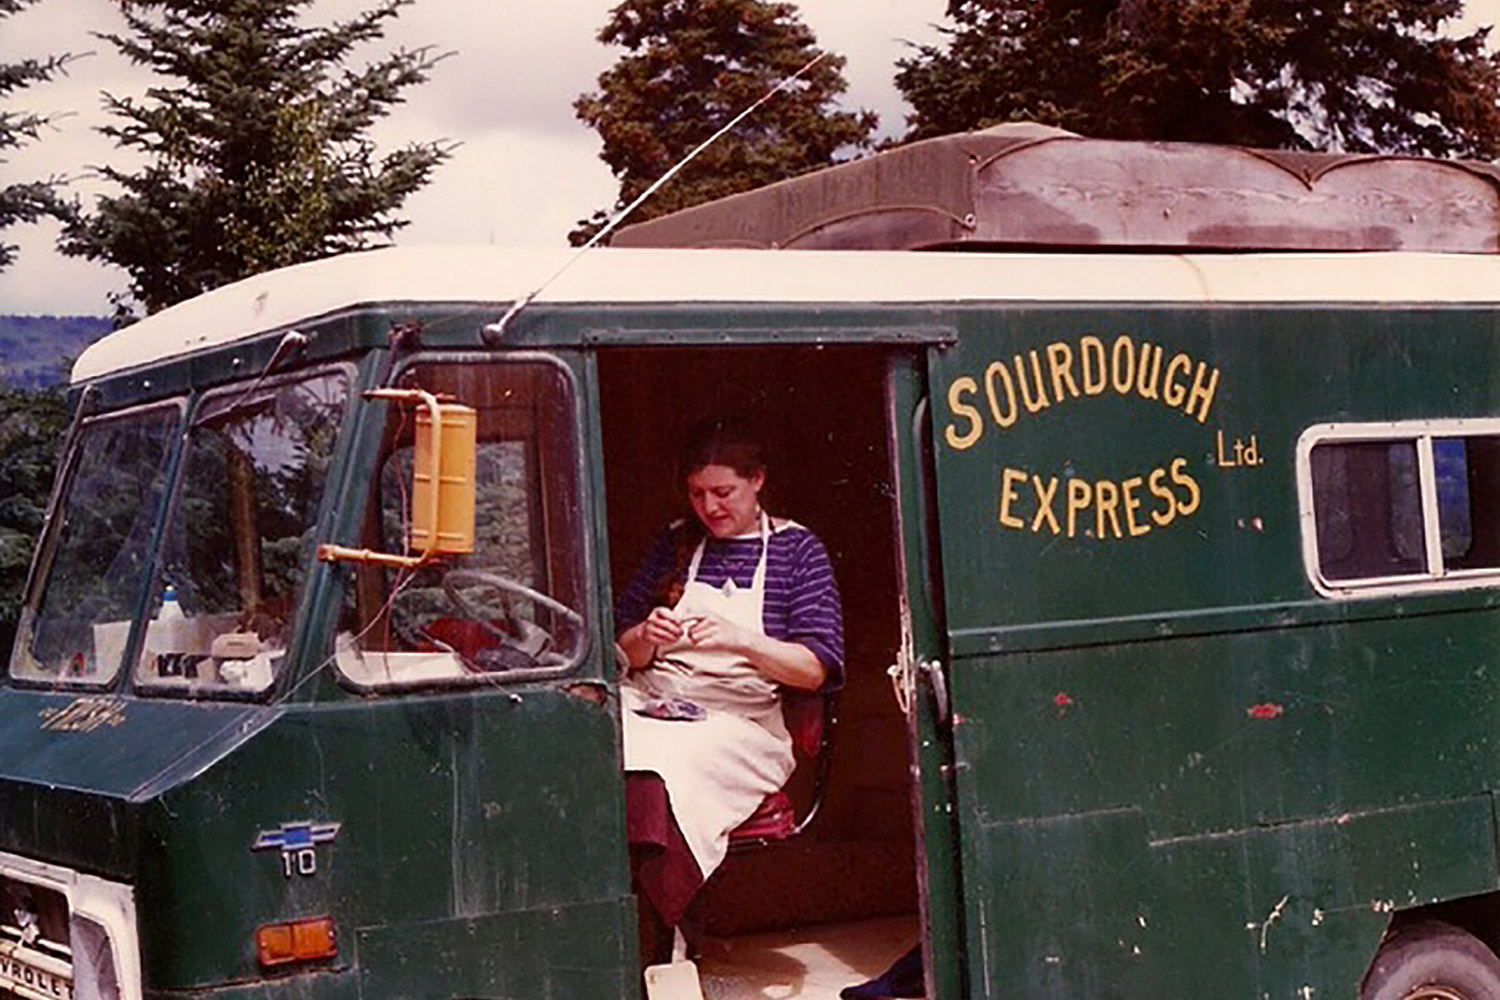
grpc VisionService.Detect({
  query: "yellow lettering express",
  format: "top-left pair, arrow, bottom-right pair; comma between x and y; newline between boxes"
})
1031,475 -> 1062,535
998,468 -> 1028,528
1148,467 -> 1177,527
1121,475 -> 1150,537
1094,479 -> 1124,540
993,462 -> 1201,540
1067,478 -> 1092,538
1171,456 -> 1201,516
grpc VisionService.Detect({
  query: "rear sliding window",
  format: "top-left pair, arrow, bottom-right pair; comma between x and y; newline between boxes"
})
1300,422 -> 1500,595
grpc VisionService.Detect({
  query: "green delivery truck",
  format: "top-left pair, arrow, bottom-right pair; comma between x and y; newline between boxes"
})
12,127 -> 1500,1000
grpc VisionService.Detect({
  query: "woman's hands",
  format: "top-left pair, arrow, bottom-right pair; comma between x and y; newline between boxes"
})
639,606 -> 690,648
676,611 -> 748,652
622,608 -> 824,691
621,607 -> 752,667
618,606 -> 690,671
620,608 -> 826,691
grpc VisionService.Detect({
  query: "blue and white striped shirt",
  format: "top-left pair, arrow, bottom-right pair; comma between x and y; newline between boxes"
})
615,519 -> 845,690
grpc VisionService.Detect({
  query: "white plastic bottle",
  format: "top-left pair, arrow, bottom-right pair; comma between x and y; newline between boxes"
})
151,583 -> 188,675
158,584 -> 185,621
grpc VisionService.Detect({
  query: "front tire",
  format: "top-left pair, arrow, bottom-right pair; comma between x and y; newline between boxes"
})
1362,922 -> 1500,1000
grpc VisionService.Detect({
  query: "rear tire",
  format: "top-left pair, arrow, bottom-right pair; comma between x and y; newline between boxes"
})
1362,922 -> 1500,1000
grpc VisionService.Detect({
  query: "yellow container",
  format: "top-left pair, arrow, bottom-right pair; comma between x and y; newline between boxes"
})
409,403 -> 477,556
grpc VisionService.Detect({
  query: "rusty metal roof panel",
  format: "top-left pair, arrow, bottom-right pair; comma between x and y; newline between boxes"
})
611,125 -> 1500,254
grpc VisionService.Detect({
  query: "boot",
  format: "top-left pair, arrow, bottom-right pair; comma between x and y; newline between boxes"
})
840,945 -> 924,1000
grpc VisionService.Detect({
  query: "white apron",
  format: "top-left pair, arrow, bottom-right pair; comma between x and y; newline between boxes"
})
622,512 -> 795,879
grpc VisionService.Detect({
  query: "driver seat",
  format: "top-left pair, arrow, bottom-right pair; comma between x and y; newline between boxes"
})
419,615 -> 553,671
727,691 -> 837,847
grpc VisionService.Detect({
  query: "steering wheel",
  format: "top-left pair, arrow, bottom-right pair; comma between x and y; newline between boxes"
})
440,568 -> 584,670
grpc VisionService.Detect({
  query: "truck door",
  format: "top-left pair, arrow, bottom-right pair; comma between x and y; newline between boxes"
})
309,349 -> 636,999
886,350 -> 967,1000
916,314 -> 1215,997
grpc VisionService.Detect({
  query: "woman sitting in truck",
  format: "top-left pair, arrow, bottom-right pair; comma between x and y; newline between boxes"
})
614,416 -> 844,961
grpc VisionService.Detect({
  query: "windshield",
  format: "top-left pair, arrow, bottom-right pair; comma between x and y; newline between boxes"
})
136,368 -> 350,695
11,403 -> 181,685
336,357 -> 587,688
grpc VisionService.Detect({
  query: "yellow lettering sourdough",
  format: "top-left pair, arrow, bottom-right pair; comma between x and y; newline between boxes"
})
944,335 -> 1221,450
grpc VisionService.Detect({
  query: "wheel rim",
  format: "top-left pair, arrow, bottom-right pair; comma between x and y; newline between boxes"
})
1404,986 -> 1473,1000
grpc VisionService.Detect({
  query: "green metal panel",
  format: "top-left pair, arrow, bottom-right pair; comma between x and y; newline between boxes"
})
0,689 -> 277,799
76,301 -> 951,414
965,807 -> 1156,999
952,618 -> 1500,838
134,682 -> 631,989
3,335 -> 636,998
930,305 -> 1500,648
887,352 -> 967,1000
960,793 -> 1495,999
0,782 -> 140,879
84,312 -> 378,411
0,686 -> 632,993
928,303 -> 1500,998
355,898 -> 636,999
948,637 -> 1500,997
1148,796 -> 1496,995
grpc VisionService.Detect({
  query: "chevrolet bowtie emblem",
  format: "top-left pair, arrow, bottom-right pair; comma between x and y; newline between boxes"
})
252,821 -> 341,852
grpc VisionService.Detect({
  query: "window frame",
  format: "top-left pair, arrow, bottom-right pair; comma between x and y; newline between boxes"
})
132,362 -> 356,701
9,397 -> 188,689
333,350 -> 594,693
1298,418 -> 1500,598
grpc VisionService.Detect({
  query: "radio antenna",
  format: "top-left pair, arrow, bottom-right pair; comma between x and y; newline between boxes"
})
482,49 -> 830,343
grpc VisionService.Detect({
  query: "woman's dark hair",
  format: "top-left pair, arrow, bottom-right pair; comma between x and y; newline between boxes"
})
652,416 -> 768,607
677,415 -> 766,484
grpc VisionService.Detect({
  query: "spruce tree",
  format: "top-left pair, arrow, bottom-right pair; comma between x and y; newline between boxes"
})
0,0 -> 76,272
573,0 -> 877,245
0,386 -> 69,659
896,0 -> 1500,157
61,0 -> 451,315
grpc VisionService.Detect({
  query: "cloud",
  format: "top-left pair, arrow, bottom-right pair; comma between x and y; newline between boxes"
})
0,219 -> 126,316
395,129 -> 617,248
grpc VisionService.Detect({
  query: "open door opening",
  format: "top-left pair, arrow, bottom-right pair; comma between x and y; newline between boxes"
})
598,344 -> 921,996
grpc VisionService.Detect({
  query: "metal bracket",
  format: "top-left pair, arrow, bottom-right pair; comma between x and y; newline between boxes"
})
920,658 -> 950,724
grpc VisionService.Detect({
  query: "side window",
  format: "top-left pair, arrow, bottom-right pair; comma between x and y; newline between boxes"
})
1303,424 -> 1500,594
11,403 -> 181,685
1438,436 -> 1500,571
137,368 -> 351,695
1309,440 -> 1424,581
336,357 -> 587,688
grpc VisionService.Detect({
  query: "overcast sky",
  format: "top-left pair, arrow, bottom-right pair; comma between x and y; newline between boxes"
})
2,0 -> 1498,317
0,0 -> 946,316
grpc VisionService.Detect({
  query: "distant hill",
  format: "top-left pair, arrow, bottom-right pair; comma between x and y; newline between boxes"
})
0,315 -> 112,389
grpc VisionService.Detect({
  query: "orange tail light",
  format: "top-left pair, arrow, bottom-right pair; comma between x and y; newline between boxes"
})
256,916 -> 337,967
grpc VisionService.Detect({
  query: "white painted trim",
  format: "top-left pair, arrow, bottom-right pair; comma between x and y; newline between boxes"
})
1417,436 -> 1443,577
72,247 -> 1500,382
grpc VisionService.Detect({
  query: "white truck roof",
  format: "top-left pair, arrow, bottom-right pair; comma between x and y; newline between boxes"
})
72,245 -> 1500,383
